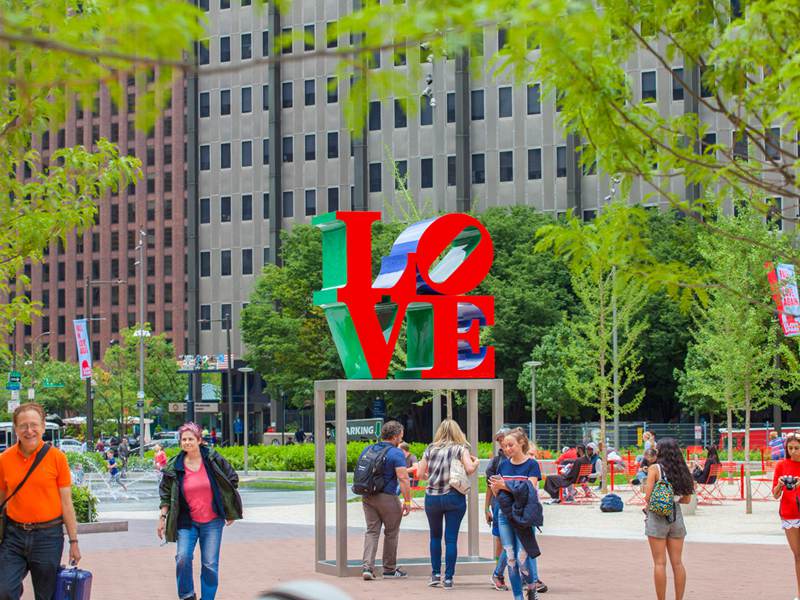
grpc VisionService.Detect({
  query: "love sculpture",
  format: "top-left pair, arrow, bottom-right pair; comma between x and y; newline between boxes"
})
312,211 -> 495,379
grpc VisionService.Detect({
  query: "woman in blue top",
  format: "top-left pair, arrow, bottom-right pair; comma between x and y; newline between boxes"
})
488,428 -> 542,600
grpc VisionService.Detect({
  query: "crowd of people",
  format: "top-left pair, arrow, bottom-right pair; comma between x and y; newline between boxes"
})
2,402 -> 800,600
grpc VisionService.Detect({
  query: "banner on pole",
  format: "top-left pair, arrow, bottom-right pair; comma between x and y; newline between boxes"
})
766,262 -> 800,337
73,319 -> 94,379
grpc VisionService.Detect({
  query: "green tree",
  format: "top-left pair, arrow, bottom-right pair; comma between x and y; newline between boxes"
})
1,1 -> 202,354
517,320 -> 581,450
0,354 -> 84,419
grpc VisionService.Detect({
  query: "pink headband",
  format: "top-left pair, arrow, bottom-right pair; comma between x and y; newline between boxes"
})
178,422 -> 203,440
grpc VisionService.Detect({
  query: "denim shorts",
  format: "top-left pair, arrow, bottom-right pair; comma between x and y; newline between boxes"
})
645,503 -> 686,539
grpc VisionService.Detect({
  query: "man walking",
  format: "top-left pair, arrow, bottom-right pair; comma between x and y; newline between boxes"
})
359,420 -> 412,580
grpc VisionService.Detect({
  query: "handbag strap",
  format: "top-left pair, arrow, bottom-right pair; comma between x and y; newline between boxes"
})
0,443 -> 52,512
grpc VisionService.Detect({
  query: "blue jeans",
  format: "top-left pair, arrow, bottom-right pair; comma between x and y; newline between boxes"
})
0,522 -> 64,600
497,510 -> 538,600
176,518 -> 224,600
424,491 -> 467,579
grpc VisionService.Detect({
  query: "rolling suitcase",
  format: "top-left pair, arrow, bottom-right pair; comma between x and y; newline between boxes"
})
53,565 -> 93,600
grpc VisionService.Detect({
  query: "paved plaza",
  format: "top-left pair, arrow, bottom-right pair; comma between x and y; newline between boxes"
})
22,488 -> 797,599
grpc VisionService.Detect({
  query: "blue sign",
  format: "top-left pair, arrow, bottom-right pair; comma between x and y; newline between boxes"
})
372,398 -> 386,419
5,382 -> 20,391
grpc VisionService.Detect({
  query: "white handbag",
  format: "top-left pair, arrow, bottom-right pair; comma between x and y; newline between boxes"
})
449,446 -> 471,495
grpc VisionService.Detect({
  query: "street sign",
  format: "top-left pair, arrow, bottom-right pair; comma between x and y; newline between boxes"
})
168,402 -> 187,413
327,418 -> 383,440
5,382 -> 20,391
195,402 -> 219,413
7,400 -> 19,412
27,388 -> 34,400
10,390 -> 19,402
8,371 -> 21,383
694,425 -> 702,441
137,390 -> 145,400
42,380 -> 64,389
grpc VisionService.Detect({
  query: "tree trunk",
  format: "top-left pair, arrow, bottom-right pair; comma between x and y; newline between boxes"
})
600,412 -> 608,494
709,412 -> 715,447
726,405 -> 733,464
744,380 -> 753,515
556,412 -> 562,452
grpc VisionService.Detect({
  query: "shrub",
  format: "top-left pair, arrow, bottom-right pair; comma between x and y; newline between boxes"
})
72,485 -> 98,523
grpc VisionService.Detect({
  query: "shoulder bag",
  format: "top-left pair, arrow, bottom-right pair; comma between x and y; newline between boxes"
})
0,443 -> 52,544
449,445 -> 471,495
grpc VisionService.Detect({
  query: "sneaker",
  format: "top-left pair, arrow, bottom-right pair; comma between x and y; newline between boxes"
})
526,586 -> 539,600
428,574 -> 441,587
383,569 -> 408,579
490,574 -> 508,591
536,579 -> 548,593
443,579 -> 454,590
545,499 -> 560,505
362,568 -> 375,581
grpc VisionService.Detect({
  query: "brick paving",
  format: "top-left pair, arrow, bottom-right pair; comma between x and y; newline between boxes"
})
22,518 -> 797,599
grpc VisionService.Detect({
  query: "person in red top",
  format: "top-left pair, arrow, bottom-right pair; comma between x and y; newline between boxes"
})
0,402 -> 81,600
773,431 -> 800,600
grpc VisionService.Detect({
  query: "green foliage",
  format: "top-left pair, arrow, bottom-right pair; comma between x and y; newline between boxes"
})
0,0 -> 203,355
71,485 -> 97,523
0,355 -> 84,420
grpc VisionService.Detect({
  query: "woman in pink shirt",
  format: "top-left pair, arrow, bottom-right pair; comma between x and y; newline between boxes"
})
157,423 -> 242,600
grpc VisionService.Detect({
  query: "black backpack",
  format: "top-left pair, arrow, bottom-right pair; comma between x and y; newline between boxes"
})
352,444 -> 392,496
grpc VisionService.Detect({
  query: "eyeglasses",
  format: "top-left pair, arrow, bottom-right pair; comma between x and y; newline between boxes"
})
15,423 -> 42,432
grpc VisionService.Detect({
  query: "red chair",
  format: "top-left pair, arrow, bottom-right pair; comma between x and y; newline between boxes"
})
696,463 -> 725,505
571,464 -> 599,504
626,463 -> 646,506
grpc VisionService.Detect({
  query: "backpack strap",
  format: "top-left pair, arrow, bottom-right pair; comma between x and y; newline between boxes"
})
0,443 -> 52,512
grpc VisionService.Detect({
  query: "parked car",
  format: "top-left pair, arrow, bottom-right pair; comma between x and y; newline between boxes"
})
58,438 -> 85,453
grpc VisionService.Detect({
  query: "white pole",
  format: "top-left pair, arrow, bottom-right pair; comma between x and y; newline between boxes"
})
137,232 -> 147,457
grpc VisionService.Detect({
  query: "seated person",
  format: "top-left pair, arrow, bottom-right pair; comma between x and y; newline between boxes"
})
586,442 -> 603,488
692,445 -> 720,484
632,448 -> 656,485
544,445 -> 590,503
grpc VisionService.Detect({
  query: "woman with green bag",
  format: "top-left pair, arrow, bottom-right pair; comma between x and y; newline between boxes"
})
643,438 -> 694,600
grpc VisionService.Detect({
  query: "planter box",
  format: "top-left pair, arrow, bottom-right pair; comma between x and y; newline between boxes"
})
75,520 -> 128,534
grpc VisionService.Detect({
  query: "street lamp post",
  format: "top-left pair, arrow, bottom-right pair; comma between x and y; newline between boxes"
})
238,366 -> 253,475
135,231 -> 148,457
524,361 -> 542,446
26,331 -> 51,401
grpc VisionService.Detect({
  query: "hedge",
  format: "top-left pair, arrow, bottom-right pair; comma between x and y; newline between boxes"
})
72,485 -> 98,523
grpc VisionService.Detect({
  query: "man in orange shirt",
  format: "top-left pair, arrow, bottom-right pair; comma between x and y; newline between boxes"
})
0,403 -> 81,600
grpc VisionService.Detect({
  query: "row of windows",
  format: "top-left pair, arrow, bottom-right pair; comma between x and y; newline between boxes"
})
199,133 -> 343,169
200,188 -> 340,222
199,79 -> 339,117
200,249 -> 255,276
35,280 -> 174,311
199,303 -> 245,331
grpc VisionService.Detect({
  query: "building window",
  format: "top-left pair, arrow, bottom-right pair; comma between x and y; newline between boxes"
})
199,92 -> 210,117
671,67 -> 684,101
305,189 -> 316,216
327,77 -> 338,103
221,142 -> 231,169
700,65 -> 713,98
262,138 -> 270,165
200,305 -> 211,330
282,82 -> 293,108
200,198 -> 210,223
263,192 -> 270,219
281,26 -> 292,54
732,130 -> 748,160
220,89 -> 231,115
242,194 -> 253,221
499,151 -> 513,181
768,197 -> 783,231
701,132 -> 717,156
328,187 -> 339,211
262,84 -> 269,111
446,92 -> 455,123
369,163 -> 382,192
242,248 -> 253,274
241,140 -> 252,167
394,100 -> 407,128
447,155 -> 456,186
326,21 -> 338,48
241,32 -> 252,60
304,24 -> 315,51
220,0 -> 229,8
221,250 -> 231,276
641,71 -> 657,103
304,79 -> 315,106
471,90 -> 484,120
262,30 -> 269,57
471,153 -> 485,184
282,191 -> 294,217
421,158 -> 433,188
498,87 -> 512,118
282,136 -> 293,162
498,27 -> 508,50
767,127 -> 781,160
305,134 -> 316,160
368,101 -> 381,130
420,96 -> 433,126
528,148 -> 542,180
527,84 -> 541,115
221,304 -> 232,326
327,132 -> 338,158
199,41 -> 210,65
221,196 -> 231,222
241,87 -> 252,113
200,145 -> 210,170
200,251 -> 211,277
556,146 -> 567,177
220,36 -> 231,62
583,210 -> 597,222
395,160 -> 407,190
199,0 -> 208,10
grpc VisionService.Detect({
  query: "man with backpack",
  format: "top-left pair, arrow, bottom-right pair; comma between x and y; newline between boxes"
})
353,420 -> 412,581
